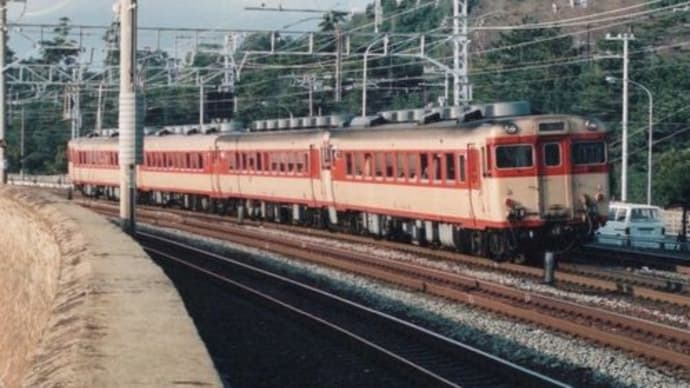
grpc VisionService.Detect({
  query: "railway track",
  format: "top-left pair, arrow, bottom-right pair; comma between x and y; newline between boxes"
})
79,199 -> 690,376
140,231 -> 565,388
77,199 -> 690,308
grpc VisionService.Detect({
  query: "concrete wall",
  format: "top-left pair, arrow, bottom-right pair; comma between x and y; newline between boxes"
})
0,187 -> 221,388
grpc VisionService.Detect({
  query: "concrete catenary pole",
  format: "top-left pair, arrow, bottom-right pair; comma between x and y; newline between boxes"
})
452,0 -> 469,106
0,0 -> 7,184
606,32 -> 635,202
20,106 -> 24,180
119,0 -> 139,234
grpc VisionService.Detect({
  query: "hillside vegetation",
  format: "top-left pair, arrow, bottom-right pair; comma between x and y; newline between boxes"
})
5,0 -> 690,208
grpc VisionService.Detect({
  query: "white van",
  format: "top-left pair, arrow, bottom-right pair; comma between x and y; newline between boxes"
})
597,202 -> 666,249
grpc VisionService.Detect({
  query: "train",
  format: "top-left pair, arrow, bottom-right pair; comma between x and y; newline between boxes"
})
68,101 -> 610,262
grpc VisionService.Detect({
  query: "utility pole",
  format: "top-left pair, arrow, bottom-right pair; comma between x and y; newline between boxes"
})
607,32 -> 635,202
119,0 -> 139,234
19,106 -> 23,180
96,83 -> 104,133
374,0 -> 382,33
334,24 -> 342,103
199,83 -> 204,129
452,0 -> 470,106
0,0 -> 7,184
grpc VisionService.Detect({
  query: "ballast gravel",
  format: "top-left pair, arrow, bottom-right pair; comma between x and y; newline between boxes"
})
141,224 -> 690,388
248,225 -> 690,329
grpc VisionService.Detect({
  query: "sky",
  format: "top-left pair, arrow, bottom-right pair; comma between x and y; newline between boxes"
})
5,0 -> 372,60
7,0 -> 371,29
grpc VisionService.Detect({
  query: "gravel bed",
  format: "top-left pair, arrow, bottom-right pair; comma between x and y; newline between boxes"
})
141,224 -> 690,388
246,225 -> 690,330
633,266 -> 690,283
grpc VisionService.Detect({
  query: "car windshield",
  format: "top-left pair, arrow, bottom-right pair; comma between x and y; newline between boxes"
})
630,208 -> 659,222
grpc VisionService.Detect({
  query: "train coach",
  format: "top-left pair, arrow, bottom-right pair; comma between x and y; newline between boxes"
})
68,101 -> 610,261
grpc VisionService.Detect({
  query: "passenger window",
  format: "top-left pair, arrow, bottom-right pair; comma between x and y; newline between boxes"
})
363,153 -> 373,177
385,153 -> 394,178
458,155 -> 466,182
445,153 -> 456,182
375,153 -> 384,178
408,153 -> 418,179
420,153 -> 429,180
397,153 -> 406,179
544,143 -> 560,167
433,154 -> 442,181
346,153 -> 353,175
355,153 -> 363,176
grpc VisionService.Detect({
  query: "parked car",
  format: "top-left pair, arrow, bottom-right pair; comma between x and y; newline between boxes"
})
597,202 -> 666,249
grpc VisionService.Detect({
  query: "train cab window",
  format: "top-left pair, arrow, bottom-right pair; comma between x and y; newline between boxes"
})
346,153 -> 353,175
459,155 -> 467,182
572,141 -> 606,165
445,153 -> 456,182
496,145 -> 534,168
375,153 -> 384,178
544,143 -> 561,167
408,153 -> 418,180
385,153 -> 394,179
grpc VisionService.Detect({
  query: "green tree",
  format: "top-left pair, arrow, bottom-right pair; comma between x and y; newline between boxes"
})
654,148 -> 690,242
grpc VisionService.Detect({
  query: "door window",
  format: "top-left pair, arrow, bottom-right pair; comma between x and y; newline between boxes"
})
543,143 -> 561,167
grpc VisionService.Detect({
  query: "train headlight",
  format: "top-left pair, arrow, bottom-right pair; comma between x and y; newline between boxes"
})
585,119 -> 599,131
503,123 -> 519,135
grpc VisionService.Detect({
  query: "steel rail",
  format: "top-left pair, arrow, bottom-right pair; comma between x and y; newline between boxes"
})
139,232 -> 566,388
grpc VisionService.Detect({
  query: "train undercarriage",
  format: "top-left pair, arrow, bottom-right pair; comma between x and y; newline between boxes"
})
77,184 -> 593,265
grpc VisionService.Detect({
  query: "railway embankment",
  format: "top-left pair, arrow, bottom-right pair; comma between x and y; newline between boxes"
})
0,187 -> 221,388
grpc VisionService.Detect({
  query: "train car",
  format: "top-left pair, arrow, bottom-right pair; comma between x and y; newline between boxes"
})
68,136 -> 119,197
68,101 -> 610,261
328,107 -> 609,260
138,134 -> 221,209
215,129 -> 332,224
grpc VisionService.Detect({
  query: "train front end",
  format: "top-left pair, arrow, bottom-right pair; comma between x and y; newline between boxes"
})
490,114 -> 609,254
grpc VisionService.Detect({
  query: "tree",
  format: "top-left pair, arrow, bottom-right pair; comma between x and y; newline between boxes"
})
654,148 -> 690,243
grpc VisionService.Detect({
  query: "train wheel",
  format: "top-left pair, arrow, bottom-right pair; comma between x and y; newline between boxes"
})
470,231 -> 485,257
488,231 -> 507,261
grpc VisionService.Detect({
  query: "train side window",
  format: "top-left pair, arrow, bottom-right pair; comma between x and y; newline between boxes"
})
257,152 -> 263,172
420,153 -> 429,181
198,153 -> 204,170
459,155 -> 466,182
433,154 -> 442,182
303,153 -> 309,174
354,153 -> 363,176
397,153 -> 406,180
408,153 -> 418,180
385,153 -> 394,179
445,153 -> 456,182
544,143 -> 561,167
375,153 -> 384,178
346,153 -> 353,176
363,153 -> 373,177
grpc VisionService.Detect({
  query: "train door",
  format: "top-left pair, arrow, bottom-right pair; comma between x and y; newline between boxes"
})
536,138 -> 571,218
319,139 -> 338,224
466,145 -> 481,227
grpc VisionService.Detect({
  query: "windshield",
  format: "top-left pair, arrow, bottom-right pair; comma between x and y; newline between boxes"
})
572,142 -> 606,165
496,145 -> 533,168
630,208 -> 660,222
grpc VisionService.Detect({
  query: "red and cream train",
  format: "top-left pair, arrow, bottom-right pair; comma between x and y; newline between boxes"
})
68,102 -> 610,261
